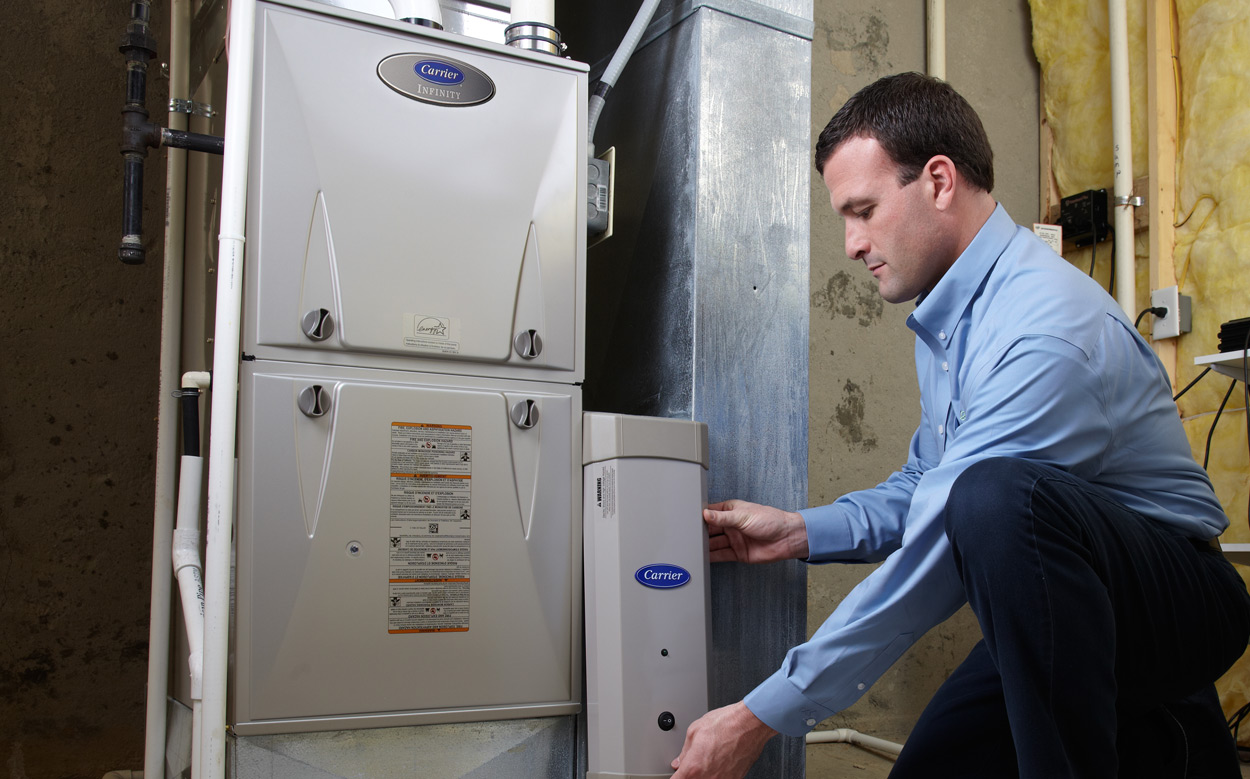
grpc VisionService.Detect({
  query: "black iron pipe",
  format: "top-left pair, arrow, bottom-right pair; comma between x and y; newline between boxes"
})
116,0 -> 226,266
119,0 -> 158,265
161,128 -> 225,155
180,389 -> 201,457
120,154 -> 147,264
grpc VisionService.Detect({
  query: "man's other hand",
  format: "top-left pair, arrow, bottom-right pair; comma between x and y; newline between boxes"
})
704,500 -> 809,563
670,701 -> 778,779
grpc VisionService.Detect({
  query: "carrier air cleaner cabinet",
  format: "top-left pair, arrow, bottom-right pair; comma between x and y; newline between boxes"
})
582,412 -> 712,778
230,0 -> 587,734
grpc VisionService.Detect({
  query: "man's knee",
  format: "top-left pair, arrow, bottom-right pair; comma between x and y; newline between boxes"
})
943,457 -> 1041,554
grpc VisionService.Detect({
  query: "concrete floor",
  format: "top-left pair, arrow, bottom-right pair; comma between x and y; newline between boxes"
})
806,742 -> 897,778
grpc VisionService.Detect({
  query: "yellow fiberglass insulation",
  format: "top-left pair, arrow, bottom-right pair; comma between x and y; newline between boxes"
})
1030,0 -> 1250,730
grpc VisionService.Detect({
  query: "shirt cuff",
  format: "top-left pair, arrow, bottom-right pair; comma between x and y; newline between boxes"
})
742,667 -> 836,737
799,504 -> 853,562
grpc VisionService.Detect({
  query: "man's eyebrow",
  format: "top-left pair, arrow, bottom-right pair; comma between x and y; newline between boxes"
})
837,196 -> 873,214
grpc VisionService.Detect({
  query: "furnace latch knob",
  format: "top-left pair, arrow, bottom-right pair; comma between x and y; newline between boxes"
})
513,329 -> 543,359
298,385 -> 332,417
510,399 -> 540,429
301,308 -> 335,341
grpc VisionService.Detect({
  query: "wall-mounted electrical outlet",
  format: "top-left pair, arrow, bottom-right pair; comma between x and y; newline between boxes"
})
1150,285 -> 1192,340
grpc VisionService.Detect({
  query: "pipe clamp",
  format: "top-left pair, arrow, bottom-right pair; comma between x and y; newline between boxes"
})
170,98 -> 215,117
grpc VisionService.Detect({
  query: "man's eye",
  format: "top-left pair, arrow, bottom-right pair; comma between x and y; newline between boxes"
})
858,208 -> 873,219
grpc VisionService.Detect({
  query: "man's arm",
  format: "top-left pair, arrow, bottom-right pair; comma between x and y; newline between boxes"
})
670,702 -> 778,779
703,499 -> 809,563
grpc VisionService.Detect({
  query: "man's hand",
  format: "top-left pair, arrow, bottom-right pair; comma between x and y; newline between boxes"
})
704,499 -> 809,563
670,701 -> 778,778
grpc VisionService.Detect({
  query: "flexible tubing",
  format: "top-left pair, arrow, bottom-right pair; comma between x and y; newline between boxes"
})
201,0 -> 257,774
587,0 -> 661,148
143,0 -> 191,774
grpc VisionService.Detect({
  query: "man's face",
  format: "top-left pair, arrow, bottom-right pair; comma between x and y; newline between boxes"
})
822,136 -> 952,304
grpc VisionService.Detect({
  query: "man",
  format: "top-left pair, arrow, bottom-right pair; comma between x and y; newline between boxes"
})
670,73 -> 1250,778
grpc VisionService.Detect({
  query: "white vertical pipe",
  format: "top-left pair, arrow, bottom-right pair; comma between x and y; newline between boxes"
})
144,0 -> 191,774
511,0 -> 554,26
201,0 -> 257,774
1108,0 -> 1136,315
926,0 -> 946,80
173,454 -> 206,779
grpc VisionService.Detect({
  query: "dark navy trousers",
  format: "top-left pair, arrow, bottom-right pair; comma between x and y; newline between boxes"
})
890,458 -> 1250,778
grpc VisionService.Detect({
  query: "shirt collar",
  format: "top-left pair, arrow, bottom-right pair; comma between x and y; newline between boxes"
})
909,203 -> 1014,343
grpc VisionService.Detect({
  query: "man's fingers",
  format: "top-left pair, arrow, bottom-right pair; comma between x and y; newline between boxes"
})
703,507 -> 744,530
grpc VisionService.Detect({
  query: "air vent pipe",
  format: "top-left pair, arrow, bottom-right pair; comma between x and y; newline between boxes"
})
389,0 -> 442,28
506,0 -> 564,56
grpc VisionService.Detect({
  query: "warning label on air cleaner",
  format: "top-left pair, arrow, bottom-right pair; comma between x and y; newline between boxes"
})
388,422 -> 472,634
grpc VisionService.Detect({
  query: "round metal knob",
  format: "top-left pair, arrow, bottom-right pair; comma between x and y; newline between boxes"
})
513,329 -> 543,359
301,308 -> 335,341
298,385 -> 331,417
509,399 -> 540,429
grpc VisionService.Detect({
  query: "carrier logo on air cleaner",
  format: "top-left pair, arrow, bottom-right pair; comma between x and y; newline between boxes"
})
635,564 -> 691,589
377,54 -> 495,107
416,60 -> 463,85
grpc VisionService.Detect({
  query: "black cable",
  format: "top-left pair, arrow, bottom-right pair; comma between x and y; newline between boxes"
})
1087,191 -> 1097,279
1203,379 -> 1237,470
1243,328 -> 1249,527
1174,367 -> 1212,402
1107,229 -> 1117,297
1135,306 -> 1168,331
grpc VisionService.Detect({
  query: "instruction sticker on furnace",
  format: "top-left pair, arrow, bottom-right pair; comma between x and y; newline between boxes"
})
389,422 -> 472,633
403,313 -> 462,355
592,463 -> 617,521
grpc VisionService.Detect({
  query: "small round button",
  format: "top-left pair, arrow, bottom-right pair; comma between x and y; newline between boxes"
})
658,711 -> 676,731
805,718 -> 817,727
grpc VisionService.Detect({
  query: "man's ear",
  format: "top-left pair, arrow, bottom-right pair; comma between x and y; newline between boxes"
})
925,155 -> 958,210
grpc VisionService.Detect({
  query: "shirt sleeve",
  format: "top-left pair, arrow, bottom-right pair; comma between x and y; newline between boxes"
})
745,333 -> 1114,736
801,393 -> 940,564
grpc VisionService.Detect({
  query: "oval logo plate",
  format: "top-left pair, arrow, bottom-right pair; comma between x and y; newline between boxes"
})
377,54 -> 495,107
635,563 -> 691,589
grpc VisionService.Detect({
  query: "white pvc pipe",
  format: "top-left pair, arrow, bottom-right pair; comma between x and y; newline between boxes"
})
805,727 -> 905,757
173,457 -> 205,662
1108,0 -> 1136,316
926,0 -> 946,80
388,0 -> 442,26
174,454 -> 206,779
510,0 -> 554,26
144,0 -> 192,774
201,0 -> 257,774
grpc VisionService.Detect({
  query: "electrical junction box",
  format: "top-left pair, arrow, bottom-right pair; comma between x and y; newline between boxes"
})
1058,188 -> 1111,247
583,412 -> 711,779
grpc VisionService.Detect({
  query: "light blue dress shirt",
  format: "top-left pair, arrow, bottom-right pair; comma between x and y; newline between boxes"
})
744,205 -> 1228,737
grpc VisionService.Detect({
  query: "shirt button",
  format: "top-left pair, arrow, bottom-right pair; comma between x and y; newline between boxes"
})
938,330 -> 947,340
941,361 -> 949,371
938,424 -> 944,435
857,683 -> 866,691
805,718 -> 816,727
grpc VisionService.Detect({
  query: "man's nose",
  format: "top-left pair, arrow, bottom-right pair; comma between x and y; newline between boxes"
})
845,223 -> 869,260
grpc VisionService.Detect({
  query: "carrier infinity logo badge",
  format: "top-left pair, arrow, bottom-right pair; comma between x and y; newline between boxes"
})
377,54 -> 495,107
635,563 -> 691,589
